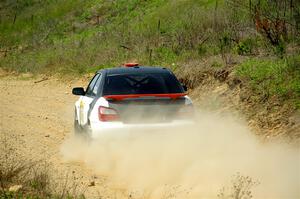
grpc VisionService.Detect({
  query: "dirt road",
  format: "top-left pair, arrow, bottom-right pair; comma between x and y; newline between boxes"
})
1,76 -> 299,199
0,76 -> 130,198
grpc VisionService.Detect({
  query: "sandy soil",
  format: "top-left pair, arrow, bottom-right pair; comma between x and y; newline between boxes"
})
0,76 -> 130,198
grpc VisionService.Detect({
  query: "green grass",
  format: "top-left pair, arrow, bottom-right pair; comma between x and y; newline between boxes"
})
1,0 -> 298,74
1,0 -> 299,72
1,0 -> 225,74
235,56 -> 300,108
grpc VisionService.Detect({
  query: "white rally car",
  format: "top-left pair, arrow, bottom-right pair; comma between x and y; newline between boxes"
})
72,63 -> 194,139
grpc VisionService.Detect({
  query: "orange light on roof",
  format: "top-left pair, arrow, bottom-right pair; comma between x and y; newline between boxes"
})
124,63 -> 139,67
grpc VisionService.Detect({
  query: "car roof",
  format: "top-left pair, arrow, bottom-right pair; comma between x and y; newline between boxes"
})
97,66 -> 172,75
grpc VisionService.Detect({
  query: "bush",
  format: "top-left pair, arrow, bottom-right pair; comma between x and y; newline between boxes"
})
218,173 -> 259,199
273,39 -> 286,58
234,38 -> 256,55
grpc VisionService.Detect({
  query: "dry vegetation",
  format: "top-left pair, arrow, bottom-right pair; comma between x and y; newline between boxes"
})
218,174 -> 259,199
0,137 -> 85,199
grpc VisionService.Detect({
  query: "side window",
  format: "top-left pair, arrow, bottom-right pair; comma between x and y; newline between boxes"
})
86,74 -> 100,96
92,74 -> 101,96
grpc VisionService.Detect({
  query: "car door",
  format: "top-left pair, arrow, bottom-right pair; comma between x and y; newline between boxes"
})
78,73 -> 101,126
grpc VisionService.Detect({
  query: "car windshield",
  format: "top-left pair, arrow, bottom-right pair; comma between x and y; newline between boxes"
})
103,73 -> 183,95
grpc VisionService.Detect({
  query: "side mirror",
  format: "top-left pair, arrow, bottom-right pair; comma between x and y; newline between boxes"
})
72,87 -> 85,96
182,84 -> 188,92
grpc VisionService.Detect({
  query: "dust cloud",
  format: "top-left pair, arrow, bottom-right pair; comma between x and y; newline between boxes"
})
61,111 -> 300,199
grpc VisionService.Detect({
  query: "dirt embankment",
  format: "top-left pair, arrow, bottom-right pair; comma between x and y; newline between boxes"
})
176,62 -> 300,141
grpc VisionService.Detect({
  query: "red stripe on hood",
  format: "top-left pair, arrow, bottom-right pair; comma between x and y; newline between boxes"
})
103,93 -> 186,101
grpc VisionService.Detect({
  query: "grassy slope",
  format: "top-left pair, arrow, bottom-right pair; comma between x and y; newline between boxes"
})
0,0 -> 299,109
0,0 -> 224,74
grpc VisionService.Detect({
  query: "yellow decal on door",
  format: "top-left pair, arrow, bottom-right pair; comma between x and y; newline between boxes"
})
79,100 -> 84,124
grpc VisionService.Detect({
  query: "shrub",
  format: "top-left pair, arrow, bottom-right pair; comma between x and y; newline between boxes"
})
234,38 -> 256,55
218,173 -> 259,199
273,39 -> 286,58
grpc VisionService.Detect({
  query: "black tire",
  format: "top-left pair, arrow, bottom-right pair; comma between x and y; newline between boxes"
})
74,109 -> 92,142
74,119 -> 82,135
